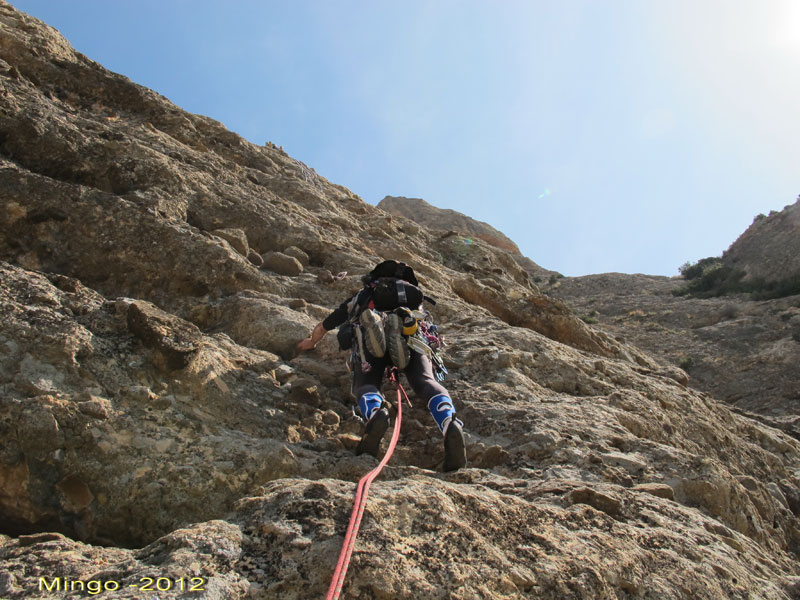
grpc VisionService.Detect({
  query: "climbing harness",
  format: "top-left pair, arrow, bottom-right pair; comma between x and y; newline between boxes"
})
325,370 -> 411,600
336,260 -> 447,382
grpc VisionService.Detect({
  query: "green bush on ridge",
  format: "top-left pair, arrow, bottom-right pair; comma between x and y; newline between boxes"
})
675,257 -> 800,300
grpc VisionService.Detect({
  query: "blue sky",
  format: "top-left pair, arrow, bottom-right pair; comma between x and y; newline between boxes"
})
12,1 -> 800,276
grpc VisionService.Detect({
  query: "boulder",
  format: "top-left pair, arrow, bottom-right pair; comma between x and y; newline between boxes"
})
212,294 -> 317,359
125,300 -> 201,370
261,251 -> 304,276
247,249 -> 263,267
283,245 -> 310,266
212,228 -> 249,257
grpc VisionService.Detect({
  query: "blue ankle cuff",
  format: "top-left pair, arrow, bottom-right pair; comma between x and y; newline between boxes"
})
428,393 -> 456,434
359,392 -> 384,421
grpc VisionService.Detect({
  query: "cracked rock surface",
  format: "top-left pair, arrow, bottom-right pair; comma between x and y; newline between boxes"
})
2,2 -> 800,598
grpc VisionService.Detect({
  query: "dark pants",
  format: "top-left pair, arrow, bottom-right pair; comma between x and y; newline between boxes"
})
354,350 -> 456,434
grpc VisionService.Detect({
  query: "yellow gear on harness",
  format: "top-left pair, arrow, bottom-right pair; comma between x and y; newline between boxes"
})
395,307 -> 425,336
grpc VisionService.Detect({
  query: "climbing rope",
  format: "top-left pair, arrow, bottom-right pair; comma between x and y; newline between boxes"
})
325,372 -> 411,600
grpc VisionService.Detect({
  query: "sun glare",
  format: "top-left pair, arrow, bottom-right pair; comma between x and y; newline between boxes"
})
771,3 -> 800,54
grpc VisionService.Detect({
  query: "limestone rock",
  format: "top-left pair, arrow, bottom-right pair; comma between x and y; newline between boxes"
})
315,268 -> 335,284
633,482 -> 676,500
247,249 -> 263,267
565,486 -> 623,516
283,245 -> 310,266
261,251 -> 304,276
549,272 -> 800,425
0,522 -> 249,599
1,4 -> 800,598
379,195 -> 522,255
451,274 -> 654,366
212,227 -> 249,257
378,195 -> 561,282
0,262 -> 303,546
600,451 -> 648,474
125,300 -> 201,370
723,199 -> 800,285
210,293 -> 317,359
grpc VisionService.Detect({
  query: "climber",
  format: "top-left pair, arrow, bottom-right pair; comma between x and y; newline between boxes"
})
297,260 -> 467,472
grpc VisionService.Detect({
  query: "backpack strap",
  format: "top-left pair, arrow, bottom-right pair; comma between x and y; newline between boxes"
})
346,288 -> 371,322
396,280 -> 407,305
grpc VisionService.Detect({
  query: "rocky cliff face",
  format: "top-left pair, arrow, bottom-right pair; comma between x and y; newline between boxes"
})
722,199 -> 800,284
2,3 -> 800,599
547,274 -> 800,436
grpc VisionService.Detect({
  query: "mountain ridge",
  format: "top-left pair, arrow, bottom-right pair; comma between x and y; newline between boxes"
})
377,195 -> 561,282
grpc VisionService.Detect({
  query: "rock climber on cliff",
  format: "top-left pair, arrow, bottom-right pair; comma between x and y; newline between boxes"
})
297,260 -> 467,472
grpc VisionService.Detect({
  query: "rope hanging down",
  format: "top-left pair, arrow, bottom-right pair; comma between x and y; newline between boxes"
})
326,375 -> 411,600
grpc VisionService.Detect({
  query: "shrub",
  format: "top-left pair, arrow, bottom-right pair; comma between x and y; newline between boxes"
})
679,257 -> 723,280
676,257 -> 800,300
750,275 -> 800,300
678,355 -> 695,371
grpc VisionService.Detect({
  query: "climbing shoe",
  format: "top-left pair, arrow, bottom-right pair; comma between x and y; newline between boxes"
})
386,311 -> 410,369
360,309 -> 386,358
442,420 -> 467,472
355,408 -> 390,458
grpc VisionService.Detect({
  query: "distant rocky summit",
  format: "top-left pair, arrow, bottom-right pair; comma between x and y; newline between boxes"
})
2,2 -> 800,598
724,199 -> 800,285
673,199 -> 800,299
378,195 -> 560,282
378,196 -> 522,254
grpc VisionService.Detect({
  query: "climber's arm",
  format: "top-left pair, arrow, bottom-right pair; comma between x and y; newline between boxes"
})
297,322 -> 328,351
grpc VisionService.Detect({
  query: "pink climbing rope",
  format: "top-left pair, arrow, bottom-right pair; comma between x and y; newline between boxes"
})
325,376 -> 411,600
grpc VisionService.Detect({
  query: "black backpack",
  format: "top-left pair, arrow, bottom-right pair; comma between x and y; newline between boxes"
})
365,260 -> 430,311
368,259 -> 420,286
337,261 -> 432,350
